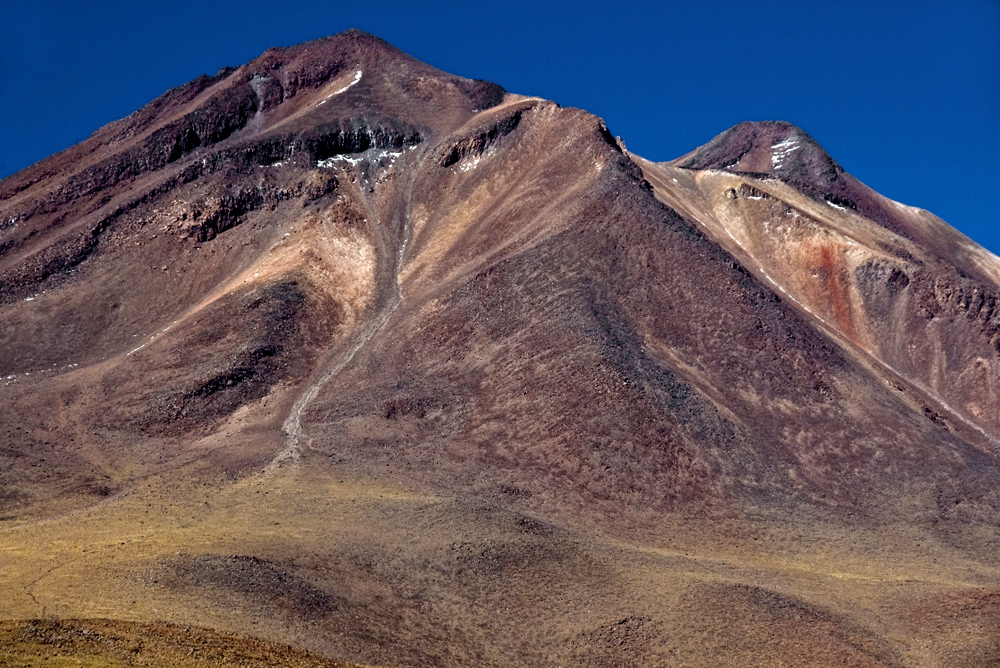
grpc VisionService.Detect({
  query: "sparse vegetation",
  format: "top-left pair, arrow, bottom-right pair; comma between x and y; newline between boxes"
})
0,619 -> 371,668
3,29 -> 1000,667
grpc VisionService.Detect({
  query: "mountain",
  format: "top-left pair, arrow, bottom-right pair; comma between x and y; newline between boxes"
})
2,30 -> 1000,667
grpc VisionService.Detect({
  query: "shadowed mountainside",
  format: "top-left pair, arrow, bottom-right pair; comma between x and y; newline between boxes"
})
2,29 -> 1000,668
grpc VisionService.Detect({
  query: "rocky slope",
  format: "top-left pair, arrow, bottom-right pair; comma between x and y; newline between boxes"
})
1,30 -> 999,668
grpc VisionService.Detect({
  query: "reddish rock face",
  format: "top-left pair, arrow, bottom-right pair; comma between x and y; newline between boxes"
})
2,29 -> 1000,668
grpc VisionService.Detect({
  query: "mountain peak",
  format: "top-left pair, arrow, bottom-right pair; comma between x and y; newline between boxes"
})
671,120 -> 844,186
3,33 -> 1000,668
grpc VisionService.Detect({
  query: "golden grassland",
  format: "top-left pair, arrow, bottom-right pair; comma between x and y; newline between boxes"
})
2,463 -> 999,667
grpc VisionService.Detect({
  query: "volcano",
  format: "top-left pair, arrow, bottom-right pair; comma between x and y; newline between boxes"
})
2,30 -> 1000,667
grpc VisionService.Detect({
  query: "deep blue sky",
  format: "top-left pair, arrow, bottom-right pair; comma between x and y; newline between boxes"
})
3,1 -> 998,252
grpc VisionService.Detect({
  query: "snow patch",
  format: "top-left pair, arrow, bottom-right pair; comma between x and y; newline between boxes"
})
334,69 -> 363,94
459,156 -> 481,172
770,137 -> 800,170
826,200 -> 848,211
316,69 -> 362,106
318,155 -> 362,168
317,148 -> 404,169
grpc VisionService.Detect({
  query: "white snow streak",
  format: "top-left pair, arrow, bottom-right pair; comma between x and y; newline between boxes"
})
334,69 -> 363,94
4,363 -> 82,385
316,70 -> 362,106
318,155 -> 362,168
770,137 -> 800,170
317,148 -> 404,169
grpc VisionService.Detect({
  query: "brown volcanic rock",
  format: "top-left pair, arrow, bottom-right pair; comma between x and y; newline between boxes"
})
640,124 -> 1000,472
670,120 -> 1000,284
2,29 -> 1000,667
0,29 -> 504,513
672,120 -> 845,184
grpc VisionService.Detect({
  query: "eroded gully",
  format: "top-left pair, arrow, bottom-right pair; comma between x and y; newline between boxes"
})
263,150 -> 418,474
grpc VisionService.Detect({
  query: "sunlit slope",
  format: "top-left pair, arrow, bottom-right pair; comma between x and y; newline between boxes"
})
2,467 -> 999,667
3,30 -> 1000,668
637,137 -> 1000,450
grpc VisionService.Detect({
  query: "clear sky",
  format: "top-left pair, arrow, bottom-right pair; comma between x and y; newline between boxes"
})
2,1 -> 998,252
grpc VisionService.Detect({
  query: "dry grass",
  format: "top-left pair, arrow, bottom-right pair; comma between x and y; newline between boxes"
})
2,463 -> 999,667
0,618 -> 372,667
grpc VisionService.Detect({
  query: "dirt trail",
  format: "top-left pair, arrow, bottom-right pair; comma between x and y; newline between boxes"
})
263,152 -> 418,475
263,288 -> 403,474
